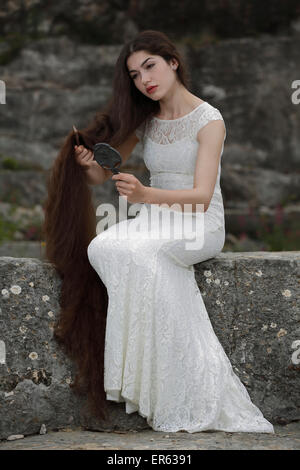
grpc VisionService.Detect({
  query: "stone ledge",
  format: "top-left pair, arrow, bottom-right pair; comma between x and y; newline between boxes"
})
0,253 -> 299,440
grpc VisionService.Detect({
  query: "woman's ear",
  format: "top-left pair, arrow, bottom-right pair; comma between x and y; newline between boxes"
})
171,59 -> 178,70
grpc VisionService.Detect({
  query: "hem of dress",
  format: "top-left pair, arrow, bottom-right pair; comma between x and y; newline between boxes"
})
105,389 -> 275,434
105,389 -> 143,415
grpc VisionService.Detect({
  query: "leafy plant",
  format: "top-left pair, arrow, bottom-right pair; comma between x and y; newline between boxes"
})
255,205 -> 300,251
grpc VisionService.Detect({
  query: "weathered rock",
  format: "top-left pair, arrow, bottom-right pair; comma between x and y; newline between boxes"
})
1,35 -> 299,213
6,434 -> 24,441
0,253 -> 299,440
0,241 -> 45,259
190,36 -> 300,175
0,34 -> 300,247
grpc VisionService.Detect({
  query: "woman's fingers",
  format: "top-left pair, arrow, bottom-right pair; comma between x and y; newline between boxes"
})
81,149 -> 92,161
74,145 -> 94,167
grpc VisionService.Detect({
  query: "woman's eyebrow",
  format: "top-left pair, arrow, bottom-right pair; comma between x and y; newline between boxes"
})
128,57 -> 154,73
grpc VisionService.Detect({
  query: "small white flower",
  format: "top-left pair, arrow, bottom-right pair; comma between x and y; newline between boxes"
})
1,289 -> 9,298
204,270 -> 212,277
233,326 -> 239,330
282,289 -> 291,298
206,278 -> 212,284
35,307 -> 39,311
29,282 -> 34,287
216,299 -> 221,305
214,279 -> 220,285
255,270 -> 263,277
19,326 -> 27,334
29,352 -> 38,360
47,311 -> 54,318
10,285 -> 22,295
249,290 -> 254,295
224,281 -> 229,286
42,295 -> 50,302
277,328 -> 287,338
25,314 -> 32,320
66,377 -> 72,384
261,324 -> 268,331
267,348 -> 272,354
270,322 -> 277,329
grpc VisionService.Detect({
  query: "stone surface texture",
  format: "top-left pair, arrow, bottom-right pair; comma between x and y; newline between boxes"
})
0,253 -> 299,440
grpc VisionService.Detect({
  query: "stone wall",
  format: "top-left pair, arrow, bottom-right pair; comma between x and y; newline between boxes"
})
0,32 -> 300,253
0,252 -> 299,439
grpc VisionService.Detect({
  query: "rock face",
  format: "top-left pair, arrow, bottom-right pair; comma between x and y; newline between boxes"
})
1,34 -> 300,207
0,33 -> 299,253
0,1 -> 297,45
0,253 -> 299,439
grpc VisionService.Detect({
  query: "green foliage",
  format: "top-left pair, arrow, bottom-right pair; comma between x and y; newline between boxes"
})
0,154 -> 43,171
0,30 -> 48,65
0,34 -> 24,66
0,216 -> 19,243
255,216 -> 300,251
225,204 -> 300,252
2,157 -> 20,170
279,193 -> 299,207
0,203 -> 43,243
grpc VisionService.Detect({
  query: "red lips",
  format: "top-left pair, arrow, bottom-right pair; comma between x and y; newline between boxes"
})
147,86 -> 157,93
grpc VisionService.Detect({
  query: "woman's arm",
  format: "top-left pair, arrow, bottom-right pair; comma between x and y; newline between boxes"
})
143,187 -> 207,213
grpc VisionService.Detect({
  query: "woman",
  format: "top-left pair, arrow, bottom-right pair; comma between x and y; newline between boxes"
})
43,30 -> 274,433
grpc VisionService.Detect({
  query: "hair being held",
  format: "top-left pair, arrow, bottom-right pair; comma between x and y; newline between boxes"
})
42,30 -> 191,421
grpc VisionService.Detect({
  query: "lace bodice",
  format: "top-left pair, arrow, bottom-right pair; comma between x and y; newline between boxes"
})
135,101 -> 226,231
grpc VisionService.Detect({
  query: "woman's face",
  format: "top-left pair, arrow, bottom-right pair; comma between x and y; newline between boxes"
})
127,51 -> 178,100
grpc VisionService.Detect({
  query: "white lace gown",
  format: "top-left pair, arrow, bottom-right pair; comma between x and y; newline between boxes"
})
87,101 -> 275,433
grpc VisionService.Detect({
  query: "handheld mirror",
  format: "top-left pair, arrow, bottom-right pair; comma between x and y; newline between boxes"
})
93,142 -> 122,175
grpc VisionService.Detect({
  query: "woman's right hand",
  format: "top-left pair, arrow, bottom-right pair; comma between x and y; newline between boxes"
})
74,145 -> 95,170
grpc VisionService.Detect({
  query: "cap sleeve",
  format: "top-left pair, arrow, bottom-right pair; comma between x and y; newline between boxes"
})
198,106 -> 226,141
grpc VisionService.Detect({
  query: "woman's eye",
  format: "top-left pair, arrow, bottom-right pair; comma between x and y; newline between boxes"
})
131,64 -> 154,80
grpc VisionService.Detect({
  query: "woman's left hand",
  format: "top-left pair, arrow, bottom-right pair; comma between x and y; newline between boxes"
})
111,172 -> 147,204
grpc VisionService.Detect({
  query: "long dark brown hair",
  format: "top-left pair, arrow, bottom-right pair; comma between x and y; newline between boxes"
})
42,30 -> 191,422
